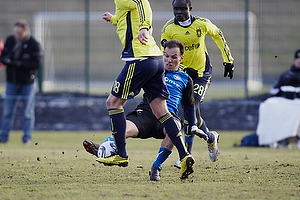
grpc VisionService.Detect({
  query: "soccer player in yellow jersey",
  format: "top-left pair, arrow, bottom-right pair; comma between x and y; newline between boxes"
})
161,0 -> 235,167
98,0 -> 194,179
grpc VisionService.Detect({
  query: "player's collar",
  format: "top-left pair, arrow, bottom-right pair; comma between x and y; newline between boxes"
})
165,69 -> 180,73
174,15 -> 195,27
178,17 -> 191,26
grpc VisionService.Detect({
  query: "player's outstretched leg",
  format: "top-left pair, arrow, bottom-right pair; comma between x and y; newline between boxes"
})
207,131 -> 220,162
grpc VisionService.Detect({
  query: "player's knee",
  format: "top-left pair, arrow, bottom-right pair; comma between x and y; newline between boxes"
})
106,94 -> 125,109
106,97 -> 113,108
149,98 -> 168,118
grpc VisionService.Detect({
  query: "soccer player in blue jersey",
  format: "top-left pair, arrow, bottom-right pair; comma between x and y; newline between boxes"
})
161,0 -> 235,167
97,0 -> 194,179
84,39 -> 208,181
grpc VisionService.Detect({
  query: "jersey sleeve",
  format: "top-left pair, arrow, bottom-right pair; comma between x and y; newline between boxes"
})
181,76 -> 196,126
113,0 -> 152,29
160,19 -> 173,51
181,75 -> 195,106
115,0 -> 137,10
20,39 -> 43,69
205,18 -> 234,63
134,0 -> 152,30
110,15 -> 118,26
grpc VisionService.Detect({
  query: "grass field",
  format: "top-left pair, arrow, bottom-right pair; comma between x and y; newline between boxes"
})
0,131 -> 299,200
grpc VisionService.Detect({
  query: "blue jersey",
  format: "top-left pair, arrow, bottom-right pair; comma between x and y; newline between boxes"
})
138,69 -> 196,128
165,70 -> 192,115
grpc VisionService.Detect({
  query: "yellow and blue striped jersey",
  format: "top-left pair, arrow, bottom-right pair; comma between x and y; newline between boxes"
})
161,16 -> 234,77
110,0 -> 162,58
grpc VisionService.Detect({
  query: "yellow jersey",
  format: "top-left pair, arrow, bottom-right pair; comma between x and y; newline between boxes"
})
110,0 -> 162,58
161,16 -> 234,77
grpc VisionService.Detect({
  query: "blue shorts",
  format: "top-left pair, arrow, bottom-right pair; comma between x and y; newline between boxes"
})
111,57 -> 169,103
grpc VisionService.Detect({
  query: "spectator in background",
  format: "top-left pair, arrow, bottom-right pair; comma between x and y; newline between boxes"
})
270,49 -> 300,99
268,49 -> 300,148
0,19 -> 43,144
256,49 -> 300,149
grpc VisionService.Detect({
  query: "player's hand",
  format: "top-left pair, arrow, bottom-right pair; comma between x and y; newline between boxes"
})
191,125 -> 208,141
223,62 -> 234,79
137,28 -> 148,45
102,12 -> 112,22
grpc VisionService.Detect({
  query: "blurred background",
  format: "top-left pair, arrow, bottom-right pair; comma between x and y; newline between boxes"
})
0,0 -> 299,131
1,0 -> 299,100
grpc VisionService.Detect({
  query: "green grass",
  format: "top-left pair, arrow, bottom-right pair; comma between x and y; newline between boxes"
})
0,131 -> 299,200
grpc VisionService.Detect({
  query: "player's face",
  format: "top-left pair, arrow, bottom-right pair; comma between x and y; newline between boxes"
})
172,0 -> 191,22
164,47 -> 184,71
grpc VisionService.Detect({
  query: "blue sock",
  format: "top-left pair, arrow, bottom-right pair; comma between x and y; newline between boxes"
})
108,108 -> 127,158
185,135 -> 194,154
152,147 -> 172,168
206,131 -> 215,143
159,113 -> 188,160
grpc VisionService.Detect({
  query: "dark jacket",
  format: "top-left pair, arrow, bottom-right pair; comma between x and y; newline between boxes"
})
0,34 -> 43,84
270,65 -> 300,99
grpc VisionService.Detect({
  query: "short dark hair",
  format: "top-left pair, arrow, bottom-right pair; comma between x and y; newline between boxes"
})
14,19 -> 29,30
172,0 -> 192,7
164,39 -> 185,56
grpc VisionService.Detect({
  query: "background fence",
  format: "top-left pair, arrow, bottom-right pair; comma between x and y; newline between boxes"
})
0,0 -> 299,100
